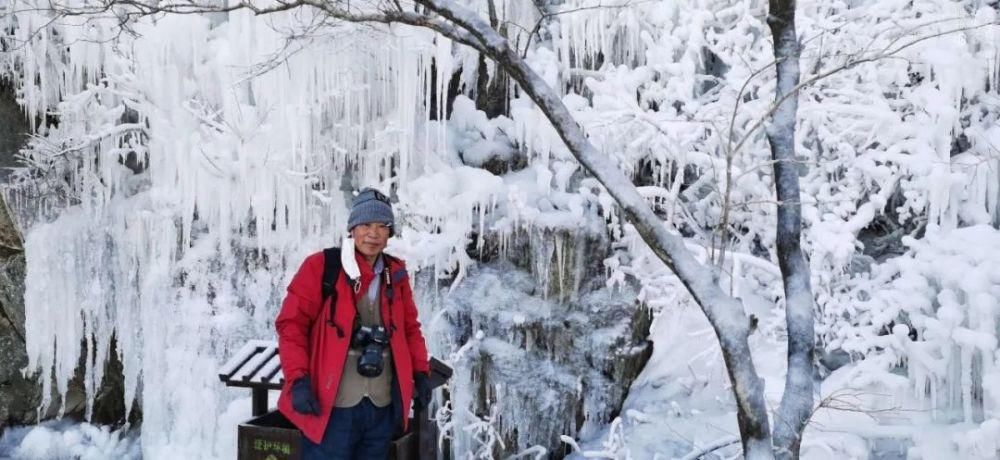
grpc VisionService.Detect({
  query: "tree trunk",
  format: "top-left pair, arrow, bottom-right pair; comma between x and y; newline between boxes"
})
765,1 -> 815,459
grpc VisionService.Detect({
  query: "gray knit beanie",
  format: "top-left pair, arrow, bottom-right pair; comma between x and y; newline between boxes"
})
348,188 -> 395,236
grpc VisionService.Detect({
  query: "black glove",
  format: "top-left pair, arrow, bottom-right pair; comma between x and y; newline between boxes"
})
413,372 -> 432,412
291,377 -> 321,415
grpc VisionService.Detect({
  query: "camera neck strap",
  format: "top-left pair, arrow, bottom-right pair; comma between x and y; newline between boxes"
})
346,262 -> 397,339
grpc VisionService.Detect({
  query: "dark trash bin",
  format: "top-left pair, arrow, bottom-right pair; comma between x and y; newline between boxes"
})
237,410 -> 416,460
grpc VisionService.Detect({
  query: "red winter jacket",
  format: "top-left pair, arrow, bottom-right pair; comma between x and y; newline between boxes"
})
275,249 -> 430,443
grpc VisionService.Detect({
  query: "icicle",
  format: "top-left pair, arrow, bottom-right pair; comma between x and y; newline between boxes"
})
962,346 -> 974,423
554,232 -> 565,300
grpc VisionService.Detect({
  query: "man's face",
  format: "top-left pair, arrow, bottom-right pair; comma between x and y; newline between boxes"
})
351,222 -> 391,259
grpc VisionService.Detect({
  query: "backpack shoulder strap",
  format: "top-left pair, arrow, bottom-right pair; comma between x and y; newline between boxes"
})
321,247 -> 341,302
321,247 -> 344,337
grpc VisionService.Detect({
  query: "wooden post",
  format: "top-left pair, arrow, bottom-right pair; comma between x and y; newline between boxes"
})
417,407 -> 438,460
252,387 -> 268,417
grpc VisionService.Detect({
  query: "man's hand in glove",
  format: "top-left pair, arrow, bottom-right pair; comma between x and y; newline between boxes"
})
413,372 -> 432,411
291,377 -> 321,415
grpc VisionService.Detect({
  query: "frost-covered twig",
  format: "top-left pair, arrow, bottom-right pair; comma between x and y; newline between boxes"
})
803,388 -> 912,431
560,417 -> 632,459
18,123 -> 146,168
506,445 -> 548,459
728,18 -> 1000,163
679,436 -> 741,460
461,398 -> 506,459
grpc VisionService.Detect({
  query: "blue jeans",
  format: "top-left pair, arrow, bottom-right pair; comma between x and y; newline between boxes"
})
301,398 -> 395,460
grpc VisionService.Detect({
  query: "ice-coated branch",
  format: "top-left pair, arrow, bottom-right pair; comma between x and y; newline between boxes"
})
679,436 -> 741,460
36,0 -> 309,18
300,0 -> 490,54
29,0 -> 495,56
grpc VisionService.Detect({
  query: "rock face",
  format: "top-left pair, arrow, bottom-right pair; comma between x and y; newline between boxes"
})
430,228 -> 653,458
0,84 -> 34,425
0,80 -> 29,177
0,79 -> 40,429
0,251 -> 38,429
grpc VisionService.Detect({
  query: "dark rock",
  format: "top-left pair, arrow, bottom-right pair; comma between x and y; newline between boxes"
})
0,193 -> 22,258
0,253 -> 39,430
475,54 -> 510,119
477,151 -> 528,177
0,85 -> 36,429
818,348 -> 852,375
699,47 -> 730,96
66,336 -> 140,427
0,79 -> 30,180
869,436 -> 912,460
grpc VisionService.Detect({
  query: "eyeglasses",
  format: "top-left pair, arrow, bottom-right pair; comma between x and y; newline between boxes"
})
356,223 -> 392,235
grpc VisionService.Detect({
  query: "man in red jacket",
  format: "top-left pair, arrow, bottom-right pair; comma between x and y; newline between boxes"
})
276,188 -> 431,460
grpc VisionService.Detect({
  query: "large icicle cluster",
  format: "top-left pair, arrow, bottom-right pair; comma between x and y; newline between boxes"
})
1,4 -> 462,457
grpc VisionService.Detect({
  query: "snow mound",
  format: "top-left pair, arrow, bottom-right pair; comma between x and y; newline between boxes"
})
0,422 -> 140,460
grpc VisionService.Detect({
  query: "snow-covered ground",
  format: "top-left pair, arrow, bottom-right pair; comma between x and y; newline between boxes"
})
0,421 -> 139,460
564,307 -> 995,460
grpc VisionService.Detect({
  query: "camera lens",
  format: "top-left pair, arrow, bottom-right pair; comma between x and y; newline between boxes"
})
355,326 -> 387,377
357,345 -> 384,377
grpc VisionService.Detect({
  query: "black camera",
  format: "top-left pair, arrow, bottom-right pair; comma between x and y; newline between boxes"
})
351,325 -> 389,378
